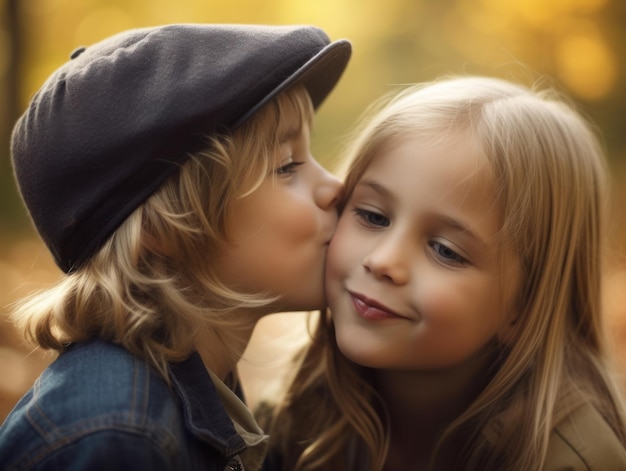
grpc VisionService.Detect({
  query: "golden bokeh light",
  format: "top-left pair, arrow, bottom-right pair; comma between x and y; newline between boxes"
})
74,7 -> 135,46
479,0 -> 610,26
555,31 -> 616,100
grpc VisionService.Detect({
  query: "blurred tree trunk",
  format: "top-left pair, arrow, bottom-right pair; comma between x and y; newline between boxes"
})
2,0 -> 25,231
6,0 -> 20,133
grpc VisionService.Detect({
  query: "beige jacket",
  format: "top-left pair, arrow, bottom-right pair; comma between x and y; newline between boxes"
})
480,386 -> 626,471
542,400 -> 626,471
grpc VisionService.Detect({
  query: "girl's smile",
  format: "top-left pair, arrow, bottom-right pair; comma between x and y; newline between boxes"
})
349,291 -> 409,321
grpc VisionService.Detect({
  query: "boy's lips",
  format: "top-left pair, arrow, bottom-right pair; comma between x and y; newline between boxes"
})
348,291 -> 406,320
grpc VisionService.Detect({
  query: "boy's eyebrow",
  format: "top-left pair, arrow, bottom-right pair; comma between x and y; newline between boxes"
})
278,125 -> 301,143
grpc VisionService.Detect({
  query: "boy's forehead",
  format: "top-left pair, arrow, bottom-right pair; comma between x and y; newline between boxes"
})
278,124 -> 302,143
277,107 -> 308,142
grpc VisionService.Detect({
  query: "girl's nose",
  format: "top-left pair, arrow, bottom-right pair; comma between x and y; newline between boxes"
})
362,236 -> 410,285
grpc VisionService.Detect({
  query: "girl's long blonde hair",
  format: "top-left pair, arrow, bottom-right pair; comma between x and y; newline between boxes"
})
11,86 -> 314,381
268,76 -> 626,470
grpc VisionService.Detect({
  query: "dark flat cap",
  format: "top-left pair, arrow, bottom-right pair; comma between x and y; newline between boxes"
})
11,23 -> 351,273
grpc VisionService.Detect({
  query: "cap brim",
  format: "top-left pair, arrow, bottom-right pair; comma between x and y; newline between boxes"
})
232,38 -> 351,129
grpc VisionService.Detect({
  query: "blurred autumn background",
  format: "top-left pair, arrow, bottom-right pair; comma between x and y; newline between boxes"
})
1,0 -> 625,421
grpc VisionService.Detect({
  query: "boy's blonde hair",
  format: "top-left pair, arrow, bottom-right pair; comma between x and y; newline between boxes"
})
269,77 -> 626,470
12,86 -> 313,381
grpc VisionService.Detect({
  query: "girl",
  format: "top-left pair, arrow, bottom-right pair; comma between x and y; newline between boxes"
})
0,24 -> 350,471
265,76 -> 626,470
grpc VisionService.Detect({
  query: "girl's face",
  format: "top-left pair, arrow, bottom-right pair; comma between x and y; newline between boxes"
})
215,112 -> 342,313
326,133 -> 520,371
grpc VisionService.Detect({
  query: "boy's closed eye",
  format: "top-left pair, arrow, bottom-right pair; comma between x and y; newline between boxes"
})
276,160 -> 305,175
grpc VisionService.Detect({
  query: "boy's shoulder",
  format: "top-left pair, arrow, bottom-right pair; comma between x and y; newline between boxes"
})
0,339 -> 183,470
544,401 -> 626,471
27,339 -> 178,422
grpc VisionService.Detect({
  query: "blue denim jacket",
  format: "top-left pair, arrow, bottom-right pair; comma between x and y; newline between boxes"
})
0,339 -> 253,470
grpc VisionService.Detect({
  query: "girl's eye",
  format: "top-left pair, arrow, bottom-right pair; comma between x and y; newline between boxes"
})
429,241 -> 467,266
354,208 -> 390,227
276,161 -> 304,175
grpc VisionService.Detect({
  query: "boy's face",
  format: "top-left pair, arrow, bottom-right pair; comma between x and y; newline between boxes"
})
326,134 -> 520,372
214,112 -> 342,313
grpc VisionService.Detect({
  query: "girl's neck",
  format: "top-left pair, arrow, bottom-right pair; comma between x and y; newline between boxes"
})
375,347 -> 494,470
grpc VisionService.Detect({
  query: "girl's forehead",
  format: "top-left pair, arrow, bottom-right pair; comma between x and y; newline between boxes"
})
360,132 -> 499,221
373,130 -> 487,174
384,125 -> 475,150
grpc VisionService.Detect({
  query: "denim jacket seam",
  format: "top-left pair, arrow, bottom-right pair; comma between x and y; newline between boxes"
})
129,355 -> 151,427
9,419 -> 178,471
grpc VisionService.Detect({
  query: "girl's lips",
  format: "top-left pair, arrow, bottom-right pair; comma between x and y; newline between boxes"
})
349,292 -> 405,321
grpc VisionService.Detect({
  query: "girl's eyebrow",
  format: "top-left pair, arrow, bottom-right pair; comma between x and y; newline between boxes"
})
436,215 -> 484,245
357,179 -> 484,245
356,179 -> 395,201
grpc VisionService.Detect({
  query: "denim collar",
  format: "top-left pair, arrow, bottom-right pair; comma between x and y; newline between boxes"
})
169,352 -> 247,459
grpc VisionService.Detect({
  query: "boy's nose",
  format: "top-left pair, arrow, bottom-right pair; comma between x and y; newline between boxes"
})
315,170 -> 343,210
